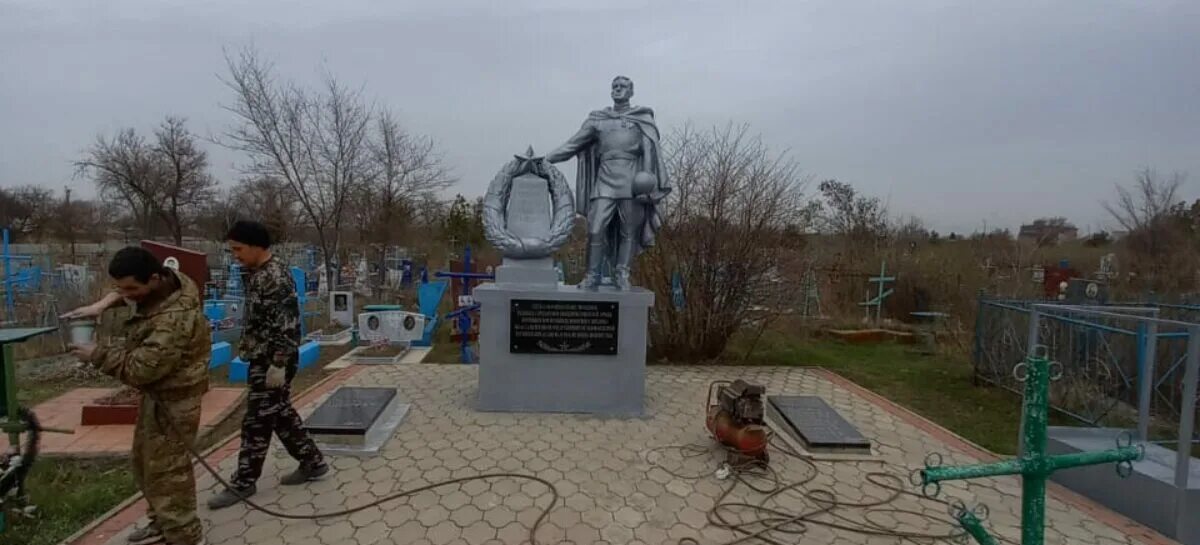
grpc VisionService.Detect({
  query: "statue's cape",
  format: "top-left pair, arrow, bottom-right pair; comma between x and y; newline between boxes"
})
573,106 -> 672,260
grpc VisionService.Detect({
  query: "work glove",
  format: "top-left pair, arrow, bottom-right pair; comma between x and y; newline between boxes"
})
265,364 -> 287,389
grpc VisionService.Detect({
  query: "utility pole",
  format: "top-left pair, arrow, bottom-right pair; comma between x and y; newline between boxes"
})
64,186 -> 76,261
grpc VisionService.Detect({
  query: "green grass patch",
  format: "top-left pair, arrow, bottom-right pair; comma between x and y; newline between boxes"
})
421,324 -> 475,364
7,459 -> 136,545
731,332 -> 1028,455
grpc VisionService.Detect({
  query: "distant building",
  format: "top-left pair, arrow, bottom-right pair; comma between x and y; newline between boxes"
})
1018,218 -> 1079,246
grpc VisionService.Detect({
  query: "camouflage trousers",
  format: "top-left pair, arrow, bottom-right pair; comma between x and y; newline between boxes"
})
230,361 -> 323,489
134,393 -> 203,545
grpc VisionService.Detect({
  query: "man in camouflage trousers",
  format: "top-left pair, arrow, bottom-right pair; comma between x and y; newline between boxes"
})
208,221 -> 328,510
66,247 -> 210,545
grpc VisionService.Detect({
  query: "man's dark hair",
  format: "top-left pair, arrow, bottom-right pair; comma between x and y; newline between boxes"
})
108,247 -> 167,283
226,220 -> 272,249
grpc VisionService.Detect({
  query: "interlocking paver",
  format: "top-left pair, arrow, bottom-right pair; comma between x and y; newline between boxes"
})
317,521 -> 355,545
441,490 -> 472,510
426,521 -> 462,545
583,506 -> 619,532
461,521 -> 498,545
565,523 -> 600,544
417,504 -> 451,527
564,494 -> 596,512
450,505 -> 484,526
600,523 -> 635,545
354,521 -> 390,545
88,365 -> 1164,545
389,520 -> 427,543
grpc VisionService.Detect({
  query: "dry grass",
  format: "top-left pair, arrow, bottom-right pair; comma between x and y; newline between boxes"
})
783,235 -> 1183,359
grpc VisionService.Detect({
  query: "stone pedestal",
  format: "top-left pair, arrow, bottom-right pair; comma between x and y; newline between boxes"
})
475,276 -> 653,416
1047,426 -> 1200,544
494,257 -> 558,287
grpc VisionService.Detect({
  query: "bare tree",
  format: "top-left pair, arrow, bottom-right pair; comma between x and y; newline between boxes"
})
1104,168 -> 1185,238
220,46 -> 373,284
232,175 -> 302,243
75,128 -> 156,237
152,116 -> 217,244
0,185 -> 56,240
1103,168 -> 1192,290
353,109 -> 455,246
192,188 -> 239,242
75,117 -> 216,245
814,179 -> 889,243
640,123 -> 813,361
52,197 -> 113,249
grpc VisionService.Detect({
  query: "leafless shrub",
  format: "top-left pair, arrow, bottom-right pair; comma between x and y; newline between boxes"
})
640,123 -> 813,362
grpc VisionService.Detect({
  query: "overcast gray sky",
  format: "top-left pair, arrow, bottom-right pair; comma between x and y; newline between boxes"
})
2,0 -> 1198,234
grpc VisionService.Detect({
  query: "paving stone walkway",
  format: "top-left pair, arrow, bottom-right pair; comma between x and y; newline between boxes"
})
96,365 -> 1168,545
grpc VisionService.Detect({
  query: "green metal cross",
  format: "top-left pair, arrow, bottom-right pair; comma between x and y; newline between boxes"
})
858,261 -> 894,323
919,351 -> 1143,545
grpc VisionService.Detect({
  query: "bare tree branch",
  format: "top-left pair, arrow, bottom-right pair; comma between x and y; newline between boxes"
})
220,45 -> 375,284
74,117 -> 215,244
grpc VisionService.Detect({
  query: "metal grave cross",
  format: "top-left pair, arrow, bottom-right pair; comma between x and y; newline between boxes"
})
800,267 -> 822,319
858,261 -> 895,323
917,348 -> 1143,545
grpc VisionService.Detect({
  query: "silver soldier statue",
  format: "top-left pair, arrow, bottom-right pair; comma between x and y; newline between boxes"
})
545,76 -> 671,290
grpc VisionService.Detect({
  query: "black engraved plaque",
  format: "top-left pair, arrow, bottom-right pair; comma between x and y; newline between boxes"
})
510,299 -> 618,355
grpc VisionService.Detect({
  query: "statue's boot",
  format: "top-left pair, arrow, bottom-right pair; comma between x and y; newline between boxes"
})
613,232 -> 636,290
614,266 -> 632,291
577,241 -> 606,291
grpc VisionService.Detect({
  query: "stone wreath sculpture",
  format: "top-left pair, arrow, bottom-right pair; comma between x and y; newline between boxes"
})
482,147 -> 576,259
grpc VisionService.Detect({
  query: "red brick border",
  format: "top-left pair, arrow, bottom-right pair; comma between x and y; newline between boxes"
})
67,366 -> 363,545
810,367 -> 1180,545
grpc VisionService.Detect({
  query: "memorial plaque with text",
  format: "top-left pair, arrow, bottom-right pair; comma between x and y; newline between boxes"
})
510,299 -> 618,355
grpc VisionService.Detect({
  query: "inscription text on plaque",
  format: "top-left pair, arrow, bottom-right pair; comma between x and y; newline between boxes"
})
510,299 -> 619,355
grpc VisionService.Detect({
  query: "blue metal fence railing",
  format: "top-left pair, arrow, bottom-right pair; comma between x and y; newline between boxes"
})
975,297 -> 1200,447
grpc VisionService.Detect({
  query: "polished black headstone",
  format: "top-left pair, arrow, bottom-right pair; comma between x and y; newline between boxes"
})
768,395 -> 871,454
304,387 -> 397,436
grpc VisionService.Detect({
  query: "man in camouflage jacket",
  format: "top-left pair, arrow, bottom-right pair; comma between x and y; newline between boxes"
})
66,247 -> 210,545
208,221 -> 327,510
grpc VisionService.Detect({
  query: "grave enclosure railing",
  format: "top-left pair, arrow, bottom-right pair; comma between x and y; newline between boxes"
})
974,298 -> 1200,450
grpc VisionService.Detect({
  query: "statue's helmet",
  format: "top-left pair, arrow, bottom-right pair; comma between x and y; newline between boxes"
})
632,171 -> 656,196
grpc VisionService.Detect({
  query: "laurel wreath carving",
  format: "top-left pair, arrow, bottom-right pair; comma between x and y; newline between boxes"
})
482,157 -> 576,258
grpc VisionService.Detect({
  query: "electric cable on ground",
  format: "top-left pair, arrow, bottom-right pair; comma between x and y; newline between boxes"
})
150,395 -> 558,545
142,379 -> 1008,545
655,381 -> 1018,545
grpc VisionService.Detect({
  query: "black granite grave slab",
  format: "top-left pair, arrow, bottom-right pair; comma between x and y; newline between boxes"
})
767,395 -> 871,454
304,387 -> 397,436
